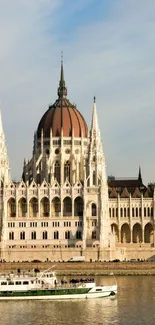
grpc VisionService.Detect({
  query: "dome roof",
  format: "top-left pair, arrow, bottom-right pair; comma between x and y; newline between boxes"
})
37,63 -> 88,138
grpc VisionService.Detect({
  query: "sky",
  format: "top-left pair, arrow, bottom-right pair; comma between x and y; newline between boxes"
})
0,0 -> 155,185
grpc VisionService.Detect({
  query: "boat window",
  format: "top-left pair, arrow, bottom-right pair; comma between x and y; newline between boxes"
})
8,281 -> 14,285
23,281 -> 29,285
1,282 -> 7,285
96,289 -> 102,292
15,281 -> 22,285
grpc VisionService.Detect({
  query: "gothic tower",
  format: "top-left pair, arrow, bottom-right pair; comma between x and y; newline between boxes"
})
87,97 -> 111,254
0,110 -> 10,244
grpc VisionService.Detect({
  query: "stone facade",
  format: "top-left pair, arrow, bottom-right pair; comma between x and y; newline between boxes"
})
0,63 -> 155,262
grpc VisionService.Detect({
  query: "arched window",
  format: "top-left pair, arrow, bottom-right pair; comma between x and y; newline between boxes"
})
54,161 -> 60,184
148,207 -> 150,217
65,231 -> 70,240
151,207 -> 153,217
127,207 -> 130,217
74,197 -> 83,217
92,203 -> 97,216
139,207 -> 141,217
42,231 -> 48,240
109,208 -> 111,218
54,231 -> 59,240
20,231 -> 25,240
132,208 -> 135,217
36,174 -> 41,184
124,208 -> 126,217
93,171 -> 96,186
92,231 -> 96,239
31,231 -> 36,240
33,199 -> 38,213
9,232 -> 14,240
76,231 -> 82,240
10,200 -> 16,215
120,208 -> 123,217
144,207 -> 146,217
22,199 -> 27,214
116,208 -> 118,217
40,197 -> 49,217
112,208 -> 115,218
136,207 -> 138,217
64,161 -> 70,182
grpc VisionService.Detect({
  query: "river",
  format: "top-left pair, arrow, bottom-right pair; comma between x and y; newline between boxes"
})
0,276 -> 155,325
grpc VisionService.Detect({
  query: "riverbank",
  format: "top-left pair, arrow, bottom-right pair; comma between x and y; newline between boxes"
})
0,261 -> 155,276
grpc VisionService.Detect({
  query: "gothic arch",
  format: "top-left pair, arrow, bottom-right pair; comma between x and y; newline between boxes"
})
65,230 -> 70,240
64,160 -> 70,182
144,223 -> 153,243
40,197 -> 50,217
18,197 -> 27,218
20,231 -> 25,240
54,230 -> 59,240
121,223 -> 130,243
54,160 -> 60,184
63,197 -> 72,216
133,223 -> 142,243
74,197 -> 83,217
91,203 -> 97,216
7,198 -> 16,217
51,197 -> 61,217
29,197 -> 38,218
42,231 -> 48,240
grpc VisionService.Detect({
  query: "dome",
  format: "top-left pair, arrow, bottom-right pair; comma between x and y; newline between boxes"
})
37,63 -> 88,138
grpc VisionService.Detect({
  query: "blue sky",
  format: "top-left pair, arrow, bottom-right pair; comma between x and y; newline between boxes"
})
0,0 -> 155,184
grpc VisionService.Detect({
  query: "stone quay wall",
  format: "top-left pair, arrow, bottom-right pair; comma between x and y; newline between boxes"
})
0,262 -> 155,276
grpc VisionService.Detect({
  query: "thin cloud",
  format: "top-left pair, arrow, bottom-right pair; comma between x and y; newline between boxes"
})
0,0 -> 155,184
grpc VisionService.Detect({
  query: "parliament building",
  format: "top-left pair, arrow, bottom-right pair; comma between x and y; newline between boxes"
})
0,62 -> 155,262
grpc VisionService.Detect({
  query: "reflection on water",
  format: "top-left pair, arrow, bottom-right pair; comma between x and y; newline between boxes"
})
0,276 -> 155,325
0,299 -> 118,325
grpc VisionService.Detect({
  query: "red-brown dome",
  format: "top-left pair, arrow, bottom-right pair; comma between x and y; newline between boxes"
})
37,98 -> 88,138
37,62 -> 88,138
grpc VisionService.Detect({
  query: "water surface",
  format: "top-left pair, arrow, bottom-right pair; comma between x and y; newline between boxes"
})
0,276 -> 155,325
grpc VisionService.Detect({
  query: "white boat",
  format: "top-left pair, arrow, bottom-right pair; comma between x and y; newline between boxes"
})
0,267 -> 117,300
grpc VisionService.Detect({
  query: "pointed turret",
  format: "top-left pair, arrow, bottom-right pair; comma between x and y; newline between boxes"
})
0,110 -> 4,134
91,96 -> 99,133
138,166 -> 142,182
57,56 -> 67,98
0,110 -> 10,185
88,97 -> 106,185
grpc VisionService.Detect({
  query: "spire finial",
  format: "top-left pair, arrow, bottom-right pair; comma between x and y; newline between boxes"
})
61,51 -> 63,65
58,52 -> 67,98
138,166 -> 142,182
94,95 -> 96,103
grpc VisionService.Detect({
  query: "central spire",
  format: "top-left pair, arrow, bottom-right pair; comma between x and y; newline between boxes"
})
91,96 -> 99,133
57,53 -> 67,99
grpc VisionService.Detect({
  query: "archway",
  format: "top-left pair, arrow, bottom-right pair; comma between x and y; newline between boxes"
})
63,197 -> 72,216
144,223 -> 153,243
74,197 -> 83,217
133,223 -> 142,243
18,198 -> 27,217
51,197 -> 61,217
121,223 -> 130,243
29,197 -> 38,218
7,198 -> 16,217
40,197 -> 50,217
